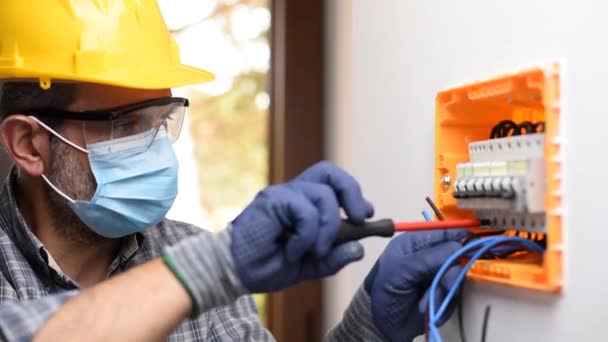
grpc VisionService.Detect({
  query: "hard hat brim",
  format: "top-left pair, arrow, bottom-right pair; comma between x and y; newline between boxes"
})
2,64 -> 215,90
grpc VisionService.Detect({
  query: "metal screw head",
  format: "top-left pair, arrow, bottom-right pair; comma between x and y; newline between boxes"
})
440,174 -> 451,187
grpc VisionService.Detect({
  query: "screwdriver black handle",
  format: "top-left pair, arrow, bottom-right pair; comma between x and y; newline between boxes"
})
334,219 -> 395,245
278,219 -> 396,246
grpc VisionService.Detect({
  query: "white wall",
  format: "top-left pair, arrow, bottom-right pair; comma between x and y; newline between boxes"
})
323,0 -> 357,333
325,0 -> 608,340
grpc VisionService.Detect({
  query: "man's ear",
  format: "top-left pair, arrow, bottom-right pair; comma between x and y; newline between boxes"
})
0,115 -> 51,177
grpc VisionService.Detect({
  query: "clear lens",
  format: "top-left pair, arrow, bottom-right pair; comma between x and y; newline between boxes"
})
83,102 -> 186,149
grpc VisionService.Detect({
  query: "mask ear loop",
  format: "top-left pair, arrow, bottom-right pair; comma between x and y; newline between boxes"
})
29,116 -> 86,204
29,116 -> 89,154
41,174 -> 76,204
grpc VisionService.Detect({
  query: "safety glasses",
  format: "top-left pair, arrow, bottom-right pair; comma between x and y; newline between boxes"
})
30,97 -> 188,150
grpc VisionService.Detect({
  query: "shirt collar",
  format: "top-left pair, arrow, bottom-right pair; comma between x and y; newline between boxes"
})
122,234 -> 141,260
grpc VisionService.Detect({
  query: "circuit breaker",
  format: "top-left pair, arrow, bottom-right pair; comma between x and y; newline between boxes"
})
434,64 -> 563,292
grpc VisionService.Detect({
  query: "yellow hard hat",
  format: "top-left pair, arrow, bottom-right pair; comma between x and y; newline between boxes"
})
0,0 -> 214,90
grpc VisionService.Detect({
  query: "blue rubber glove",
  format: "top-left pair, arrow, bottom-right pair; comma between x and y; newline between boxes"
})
231,161 -> 374,293
364,229 -> 471,342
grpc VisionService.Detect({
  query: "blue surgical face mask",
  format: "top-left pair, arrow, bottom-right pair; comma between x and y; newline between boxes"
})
34,118 -> 179,238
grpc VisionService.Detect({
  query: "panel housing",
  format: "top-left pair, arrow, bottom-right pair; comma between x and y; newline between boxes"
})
434,64 -> 563,292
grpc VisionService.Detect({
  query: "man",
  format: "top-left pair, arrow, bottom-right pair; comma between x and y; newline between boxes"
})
0,1 -> 465,341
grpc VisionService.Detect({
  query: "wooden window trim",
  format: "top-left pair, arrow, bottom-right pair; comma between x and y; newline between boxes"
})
267,0 -> 325,341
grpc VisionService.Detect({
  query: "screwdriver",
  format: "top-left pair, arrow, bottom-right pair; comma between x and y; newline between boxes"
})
333,218 -> 484,245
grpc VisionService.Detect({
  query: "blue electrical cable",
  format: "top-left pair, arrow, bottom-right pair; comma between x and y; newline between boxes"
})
419,204 -> 544,341
429,237 -> 544,341
474,245 -> 528,256
434,237 -> 543,320
427,236 -> 544,342
428,238 -> 497,341
422,210 -> 433,222
431,238 -> 544,328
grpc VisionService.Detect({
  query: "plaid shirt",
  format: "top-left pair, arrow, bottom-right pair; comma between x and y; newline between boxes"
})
0,169 -> 273,341
0,168 -> 386,341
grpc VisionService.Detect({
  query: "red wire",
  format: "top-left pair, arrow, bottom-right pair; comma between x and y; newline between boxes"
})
394,219 -> 481,232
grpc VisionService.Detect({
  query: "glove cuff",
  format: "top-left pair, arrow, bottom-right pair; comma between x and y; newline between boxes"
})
162,228 -> 248,316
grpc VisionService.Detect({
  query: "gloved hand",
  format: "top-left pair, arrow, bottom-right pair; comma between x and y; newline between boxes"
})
364,229 -> 470,342
231,161 -> 374,293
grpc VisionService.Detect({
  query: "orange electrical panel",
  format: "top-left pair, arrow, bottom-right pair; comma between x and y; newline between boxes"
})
434,63 -> 563,292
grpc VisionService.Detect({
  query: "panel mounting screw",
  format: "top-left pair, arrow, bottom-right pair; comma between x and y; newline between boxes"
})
440,174 -> 451,187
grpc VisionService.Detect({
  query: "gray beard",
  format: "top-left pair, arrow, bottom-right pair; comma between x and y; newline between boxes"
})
45,136 -> 109,246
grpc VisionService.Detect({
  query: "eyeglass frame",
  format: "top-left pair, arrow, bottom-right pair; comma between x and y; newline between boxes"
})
24,97 -> 189,122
